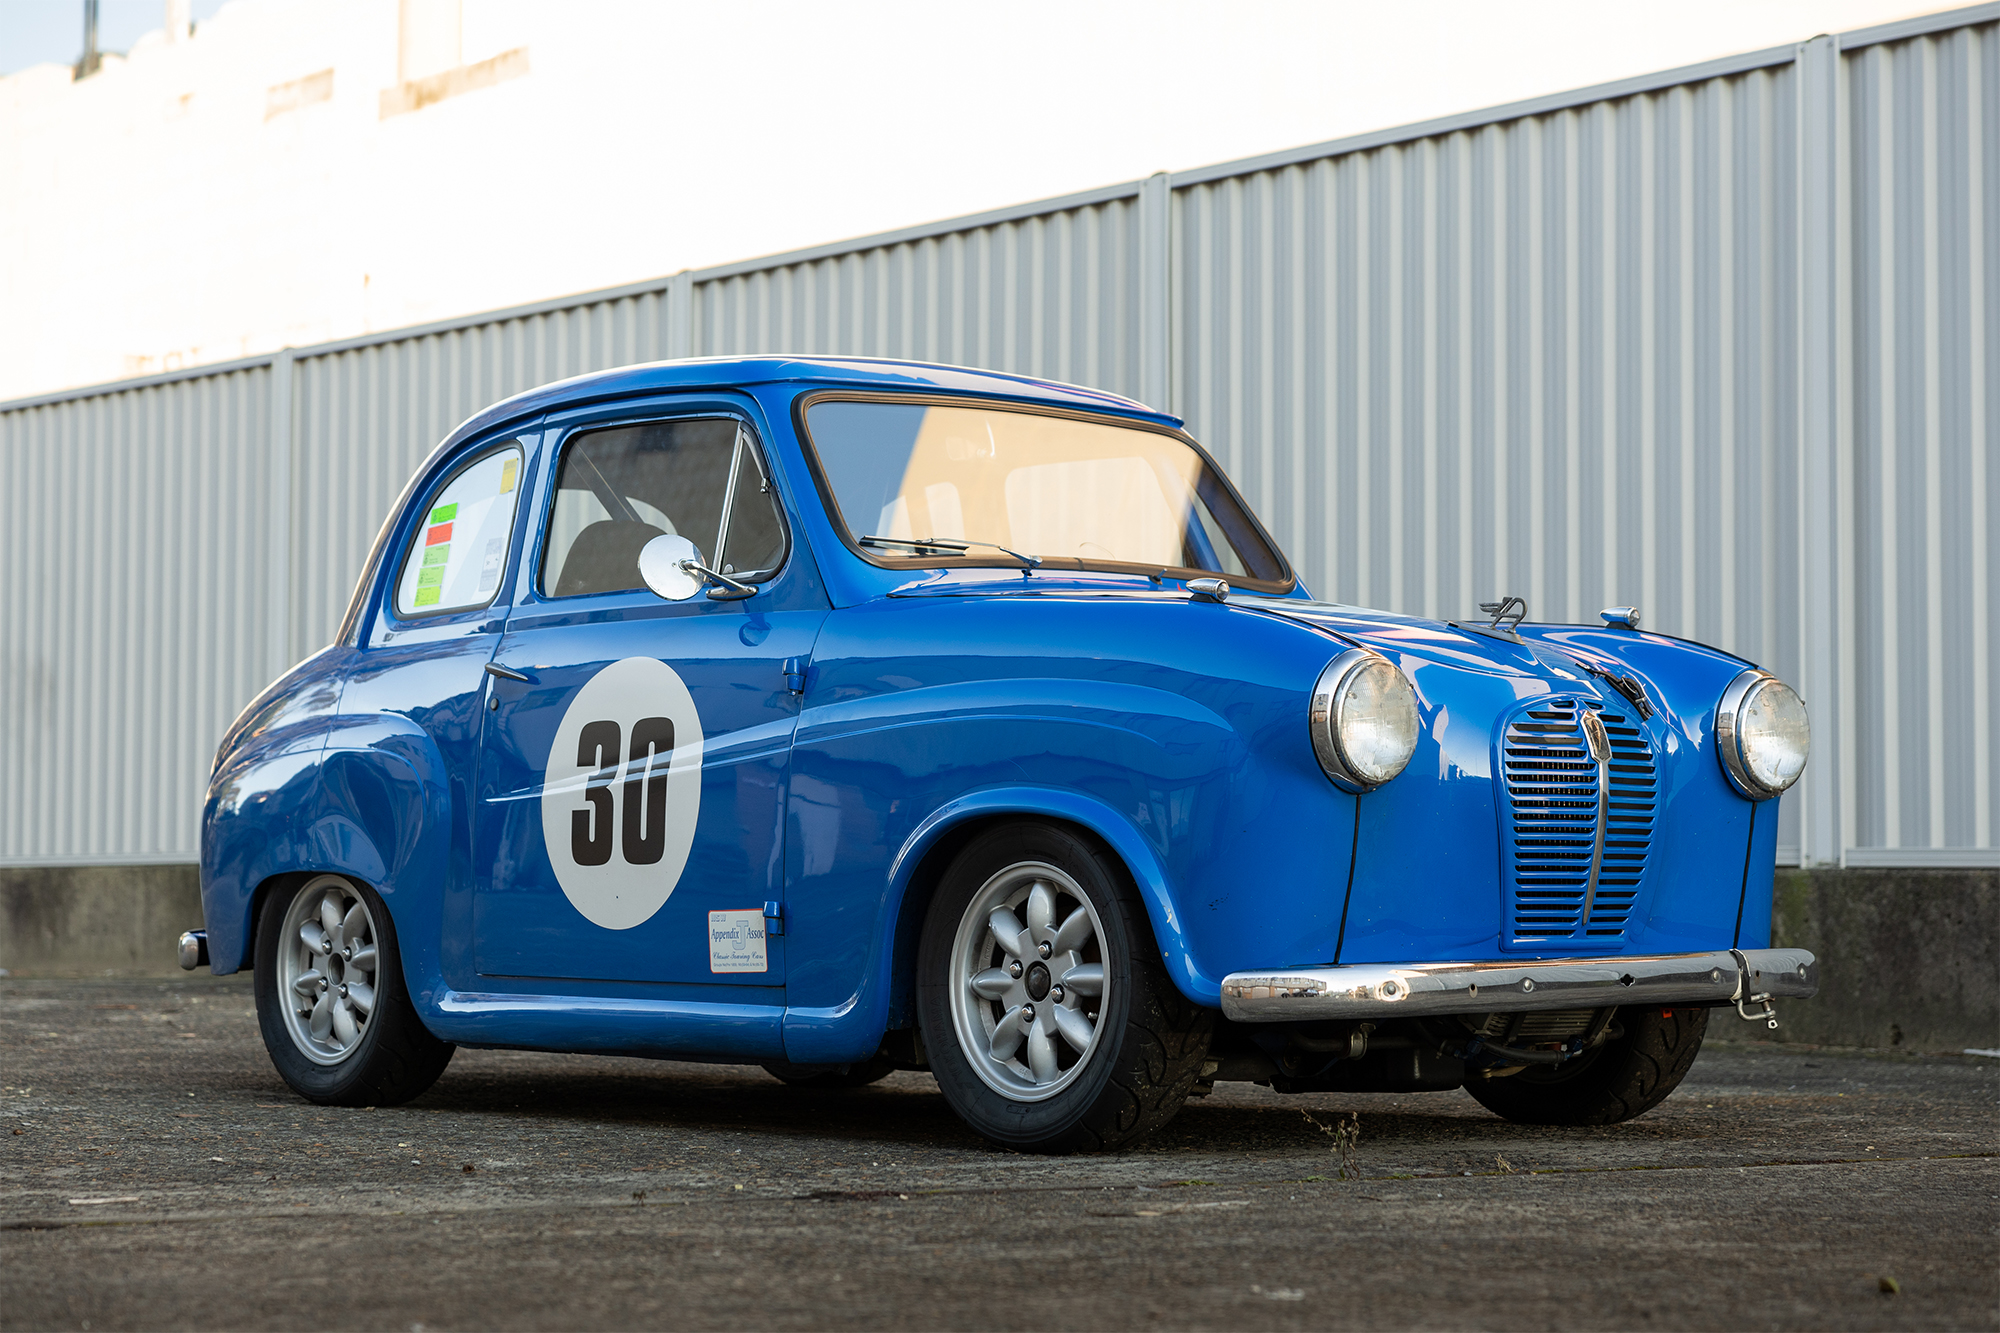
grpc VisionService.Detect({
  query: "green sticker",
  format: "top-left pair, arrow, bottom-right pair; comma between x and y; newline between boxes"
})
421,545 -> 450,567
430,502 -> 458,524
417,566 -> 446,589
414,586 -> 441,607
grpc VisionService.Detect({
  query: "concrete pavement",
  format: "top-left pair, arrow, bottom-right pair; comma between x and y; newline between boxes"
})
3,976 -> 1994,1331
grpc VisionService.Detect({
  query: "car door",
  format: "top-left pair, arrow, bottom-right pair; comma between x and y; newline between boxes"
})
472,394 -> 828,987
327,428 -> 540,981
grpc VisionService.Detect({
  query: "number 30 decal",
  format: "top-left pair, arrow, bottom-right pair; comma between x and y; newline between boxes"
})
570,716 -> 675,868
541,658 -> 704,930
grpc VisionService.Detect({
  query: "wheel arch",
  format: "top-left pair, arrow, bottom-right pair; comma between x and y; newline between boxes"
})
880,787 -> 1218,1030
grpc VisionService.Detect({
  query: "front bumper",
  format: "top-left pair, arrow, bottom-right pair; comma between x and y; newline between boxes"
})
1220,948 -> 1817,1022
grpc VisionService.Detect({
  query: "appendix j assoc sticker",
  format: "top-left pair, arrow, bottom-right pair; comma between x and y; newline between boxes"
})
540,657 -> 704,930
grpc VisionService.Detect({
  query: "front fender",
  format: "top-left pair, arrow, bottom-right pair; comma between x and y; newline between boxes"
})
780,783 -> 1200,1064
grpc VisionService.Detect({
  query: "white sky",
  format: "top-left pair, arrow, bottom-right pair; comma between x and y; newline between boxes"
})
0,0 -> 1971,398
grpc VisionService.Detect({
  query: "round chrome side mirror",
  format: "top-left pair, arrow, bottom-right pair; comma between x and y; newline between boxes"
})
638,534 -> 704,602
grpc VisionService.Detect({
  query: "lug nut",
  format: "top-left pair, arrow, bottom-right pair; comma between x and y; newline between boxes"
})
1037,941 -> 1053,960
1008,961 -> 1023,978
1051,984 -> 1065,1002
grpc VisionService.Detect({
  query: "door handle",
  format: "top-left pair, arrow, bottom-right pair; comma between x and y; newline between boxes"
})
484,663 -> 532,684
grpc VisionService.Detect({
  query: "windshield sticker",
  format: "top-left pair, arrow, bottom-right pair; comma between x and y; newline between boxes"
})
540,656 -> 705,930
708,909 -> 768,973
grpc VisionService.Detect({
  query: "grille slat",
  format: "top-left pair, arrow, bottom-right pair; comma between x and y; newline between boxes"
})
1499,698 -> 1658,948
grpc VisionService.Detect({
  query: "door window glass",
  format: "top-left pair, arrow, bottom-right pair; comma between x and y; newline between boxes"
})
393,444 -> 525,617
540,418 -> 786,598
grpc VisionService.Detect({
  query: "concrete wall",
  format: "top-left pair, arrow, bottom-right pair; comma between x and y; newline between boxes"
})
1,865 -> 203,976
5,865 -> 1991,1054
1751,868 -> 2000,1051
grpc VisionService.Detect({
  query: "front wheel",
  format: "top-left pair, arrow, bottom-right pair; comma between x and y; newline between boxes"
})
1464,1005 -> 1708,1125
253,874 -> 455,1106
915,823 -> 1212,1153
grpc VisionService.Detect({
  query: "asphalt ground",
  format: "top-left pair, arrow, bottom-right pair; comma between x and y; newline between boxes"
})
1,976 -> 1994,1332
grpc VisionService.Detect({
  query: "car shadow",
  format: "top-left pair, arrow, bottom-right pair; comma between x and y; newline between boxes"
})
355,1053 -> 1666,1159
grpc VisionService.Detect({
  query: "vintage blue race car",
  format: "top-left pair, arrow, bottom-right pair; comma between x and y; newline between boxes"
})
186,356 -> 1816,1152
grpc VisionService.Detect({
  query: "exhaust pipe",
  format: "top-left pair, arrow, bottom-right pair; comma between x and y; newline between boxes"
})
177,930 -> 208,971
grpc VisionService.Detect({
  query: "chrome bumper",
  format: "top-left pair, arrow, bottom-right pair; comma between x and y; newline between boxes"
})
1219,948 -> 1817,1022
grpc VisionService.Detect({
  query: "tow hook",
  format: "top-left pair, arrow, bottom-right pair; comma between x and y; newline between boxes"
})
1729,948 -> 1780,1029
1736,992 -> 1779,1029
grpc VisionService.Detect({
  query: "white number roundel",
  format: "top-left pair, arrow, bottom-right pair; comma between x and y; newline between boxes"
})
540,657 -> 704,930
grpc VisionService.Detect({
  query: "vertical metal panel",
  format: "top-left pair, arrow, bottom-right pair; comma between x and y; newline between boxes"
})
0,366 -> 273,862
1170,63 -> 1812,853
691,196 -> 1143,400
1843,20 -> 1998,856
4,6 -> 1995,868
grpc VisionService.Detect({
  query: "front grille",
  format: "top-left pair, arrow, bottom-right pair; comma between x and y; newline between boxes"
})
1499,697 -> 1657,948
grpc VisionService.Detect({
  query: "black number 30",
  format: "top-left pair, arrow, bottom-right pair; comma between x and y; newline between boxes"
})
570,717 -> 675,867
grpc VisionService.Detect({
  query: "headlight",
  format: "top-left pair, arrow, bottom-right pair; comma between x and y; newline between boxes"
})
1715,670 -> 1810,799
1309,649 -> 1420,792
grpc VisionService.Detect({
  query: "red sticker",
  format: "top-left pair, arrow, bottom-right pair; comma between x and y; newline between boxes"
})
426,523 -> 453,546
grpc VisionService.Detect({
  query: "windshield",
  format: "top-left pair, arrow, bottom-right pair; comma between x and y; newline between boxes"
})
802,399 -> 1289,585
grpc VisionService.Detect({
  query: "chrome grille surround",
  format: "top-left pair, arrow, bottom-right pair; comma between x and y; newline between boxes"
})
1498,697 -> 1658,950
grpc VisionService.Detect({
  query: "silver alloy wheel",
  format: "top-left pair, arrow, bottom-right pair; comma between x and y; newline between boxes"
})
948,860 -> 1109,1102
277,875 -> 380,1066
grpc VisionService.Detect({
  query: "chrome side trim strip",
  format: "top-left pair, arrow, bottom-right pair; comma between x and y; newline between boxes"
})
1219,948 -> 1817,1022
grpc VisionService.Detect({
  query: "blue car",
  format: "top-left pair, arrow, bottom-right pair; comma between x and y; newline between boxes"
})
187,356 -> 1816,1152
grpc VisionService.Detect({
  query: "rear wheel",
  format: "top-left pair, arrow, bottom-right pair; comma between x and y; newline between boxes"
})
915,822 -> 1212,1153
1464,1005 -> 1708,1125
253,874 -> 454,1106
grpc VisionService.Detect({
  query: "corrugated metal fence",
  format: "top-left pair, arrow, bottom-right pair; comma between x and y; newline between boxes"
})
2,4 -> 1993,868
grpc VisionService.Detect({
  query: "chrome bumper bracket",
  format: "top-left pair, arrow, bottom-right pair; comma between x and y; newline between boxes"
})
1220,948 -> 1817,1022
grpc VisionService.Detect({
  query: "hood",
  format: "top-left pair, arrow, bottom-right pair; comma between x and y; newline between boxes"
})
1229,595 -> 1572,679
1231,593 -> 1756,728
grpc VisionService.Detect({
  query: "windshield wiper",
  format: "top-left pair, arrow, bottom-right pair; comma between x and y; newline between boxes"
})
860,534 -> 1043,574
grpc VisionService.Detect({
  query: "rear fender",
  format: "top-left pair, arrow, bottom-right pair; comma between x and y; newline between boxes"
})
309,714 -> 456,1009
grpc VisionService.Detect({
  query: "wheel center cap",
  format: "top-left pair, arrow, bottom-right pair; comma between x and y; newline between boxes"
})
1024,961 -> 1052,1002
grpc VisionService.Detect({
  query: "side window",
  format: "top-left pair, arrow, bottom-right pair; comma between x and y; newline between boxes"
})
393,444 -> 525,617
540,417 -> 786,599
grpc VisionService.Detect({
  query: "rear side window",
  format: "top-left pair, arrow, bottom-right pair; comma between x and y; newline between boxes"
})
393,444 -> 525,617
540,418 -> 786,598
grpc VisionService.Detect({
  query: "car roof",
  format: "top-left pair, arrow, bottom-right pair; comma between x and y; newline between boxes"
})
442,355 -> 1179,451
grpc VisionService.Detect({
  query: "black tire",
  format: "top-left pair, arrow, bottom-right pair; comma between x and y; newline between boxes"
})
762,1055 -> 898,1089
253,874 -> 455,1107
1464,1005 -> 1709,1125
915,822 -> 1212,1153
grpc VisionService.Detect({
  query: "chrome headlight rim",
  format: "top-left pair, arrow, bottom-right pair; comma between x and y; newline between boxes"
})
1715,668 -> 1810,801
1309,647 -> 1420,793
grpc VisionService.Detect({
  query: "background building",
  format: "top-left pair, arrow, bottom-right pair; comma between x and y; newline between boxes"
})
1,4 -> 1993,1015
